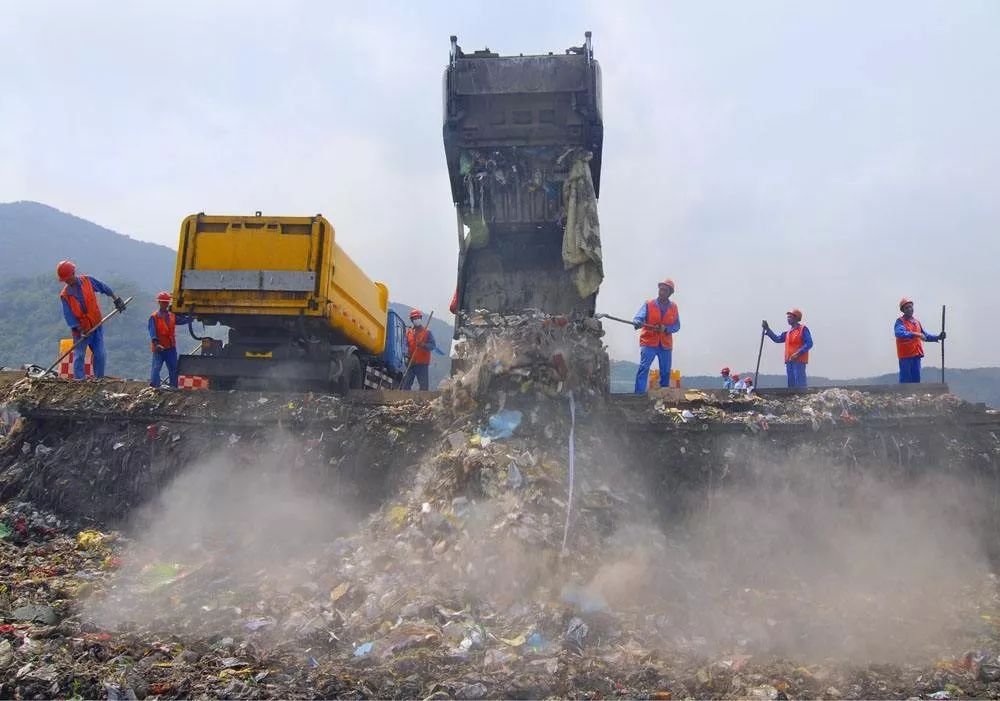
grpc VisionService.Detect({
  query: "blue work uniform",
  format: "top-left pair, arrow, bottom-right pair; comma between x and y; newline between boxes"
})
61,277 -> 116,379
764,325 -> 814,388
633,300 -> 681,394
148,311 -> 193,387
894,317 -> 942,383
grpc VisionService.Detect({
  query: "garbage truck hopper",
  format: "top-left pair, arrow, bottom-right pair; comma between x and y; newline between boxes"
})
443,33 -> 604,318
172,213 -> 406,391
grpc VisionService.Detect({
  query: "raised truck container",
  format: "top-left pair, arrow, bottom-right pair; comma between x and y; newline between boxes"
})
443,32 -> 604,318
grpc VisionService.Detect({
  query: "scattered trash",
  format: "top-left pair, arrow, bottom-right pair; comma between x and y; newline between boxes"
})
353,641 -> 374,657
243,616 -> 275,631
11,604 -> 58,625
564,617 -> 589,650
478,409 -> 523,441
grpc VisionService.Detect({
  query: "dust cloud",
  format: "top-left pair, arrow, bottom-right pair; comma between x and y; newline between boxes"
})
577,443 -> 994,664
84,430 -> 362,632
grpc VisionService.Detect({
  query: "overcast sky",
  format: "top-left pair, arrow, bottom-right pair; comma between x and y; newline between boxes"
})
3,1 -> 998,377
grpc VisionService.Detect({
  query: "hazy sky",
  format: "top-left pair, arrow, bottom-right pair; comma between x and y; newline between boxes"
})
3,1 -> 998,376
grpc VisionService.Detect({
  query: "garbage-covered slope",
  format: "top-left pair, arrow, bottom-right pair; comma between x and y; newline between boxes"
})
2,325 -> 1000,699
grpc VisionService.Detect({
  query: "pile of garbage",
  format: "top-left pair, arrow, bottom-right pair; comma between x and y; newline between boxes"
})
653,387 -> 969,431
4,366 -> 1000,696
448,310 -> 609,404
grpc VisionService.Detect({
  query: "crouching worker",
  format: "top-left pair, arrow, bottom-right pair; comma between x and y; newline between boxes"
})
149,292 -> 192,388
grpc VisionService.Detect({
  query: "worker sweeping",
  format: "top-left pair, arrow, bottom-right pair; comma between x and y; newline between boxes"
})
57,260 -> 126,379
895,298 -> 946,383
632,279 -> 680,394
762,308 -> 813,388
403,310 -> 436,391
149,292 -> 192,388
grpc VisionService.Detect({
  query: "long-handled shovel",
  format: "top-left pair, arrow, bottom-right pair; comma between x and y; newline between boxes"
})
754,327 -> 766,388
27,296 -> 133,379
595,313 -> 663,331
940,304 -> 946,384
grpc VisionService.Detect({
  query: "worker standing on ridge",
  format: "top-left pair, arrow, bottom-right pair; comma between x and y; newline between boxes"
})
404,310 -> 436,391
720,367 -> 733,389
632,279 -> 681,394
762,308 -> 813,388
895,298 -> 945,383
148,292 -> 192,388
57,260 -> 126,379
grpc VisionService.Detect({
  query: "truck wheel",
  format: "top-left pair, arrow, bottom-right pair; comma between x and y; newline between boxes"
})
346,354 -> 363,391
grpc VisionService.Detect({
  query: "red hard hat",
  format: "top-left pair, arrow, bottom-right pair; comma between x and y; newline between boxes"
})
899,297 -> 913,310
744,376 -> 753,385
157,291 -> 172,303
787,308 -> 803,321
731,373 -> 740,380
409,309 -> 423,320
658,278 -> 675,291
56,260 -> 76,282
721,367 -> 730,375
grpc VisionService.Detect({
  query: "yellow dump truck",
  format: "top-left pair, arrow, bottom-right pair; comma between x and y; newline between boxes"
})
172,213 -> 407,391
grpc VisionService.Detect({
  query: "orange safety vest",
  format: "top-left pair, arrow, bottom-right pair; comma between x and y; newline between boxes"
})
150,311 -> 177,351
785,325 -> 810,364
638,300 -> 679,349
60,275 -> 103,333
896,316 -> 925,359
407,327 -> 432,365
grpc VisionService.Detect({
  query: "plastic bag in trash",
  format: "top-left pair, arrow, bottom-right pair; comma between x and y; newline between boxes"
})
477,409 -> 523,441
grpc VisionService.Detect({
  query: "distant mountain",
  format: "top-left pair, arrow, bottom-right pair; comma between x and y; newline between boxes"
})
0,201 -> 175,283
611,360 -> 1000,407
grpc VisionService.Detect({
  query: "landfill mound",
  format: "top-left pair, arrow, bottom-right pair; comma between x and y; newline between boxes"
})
2,337 -> 1000,698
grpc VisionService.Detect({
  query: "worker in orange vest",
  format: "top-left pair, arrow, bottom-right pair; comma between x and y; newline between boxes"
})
632,279 -> 680,393
403,309 -> 436,390
762,308 -> 813,388
57,260 -> 126,379
895,298 -> 945,383
148,292 -> 193,388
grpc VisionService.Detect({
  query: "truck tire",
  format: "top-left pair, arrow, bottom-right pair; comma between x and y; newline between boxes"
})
346,354 -> 363,391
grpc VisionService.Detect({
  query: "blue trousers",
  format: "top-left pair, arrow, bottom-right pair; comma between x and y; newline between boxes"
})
403,363 -> 429,391
635,346 -> 672,394
151,347 -> 179,387
73,326 -> 106,379
899,356 -> 921,383
785,361 -> 808,388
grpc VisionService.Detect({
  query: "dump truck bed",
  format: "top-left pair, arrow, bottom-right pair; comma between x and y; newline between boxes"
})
173,214 -> 387,356
443,34 -> 604,317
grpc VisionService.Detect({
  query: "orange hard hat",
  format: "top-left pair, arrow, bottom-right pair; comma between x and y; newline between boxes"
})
721,367 -> 730,375
409,309 -> 423,320
899,297 -> 913,310
56,260 -> 76,282
157,291 -> 172,303
658,278 -> 675,291
786,308 -> 803,321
